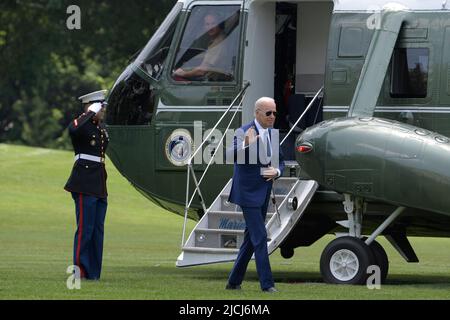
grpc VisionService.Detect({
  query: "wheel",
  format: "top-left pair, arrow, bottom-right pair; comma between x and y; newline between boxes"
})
320,236 -> 375,285
368,240 -> 389,284
361,237 -> 389,284
280,246 -> 294,259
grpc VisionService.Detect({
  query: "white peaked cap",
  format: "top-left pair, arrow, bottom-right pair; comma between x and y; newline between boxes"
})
78,90 -> 108,104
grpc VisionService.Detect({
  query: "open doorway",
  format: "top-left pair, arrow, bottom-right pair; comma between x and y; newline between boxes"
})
275,1 -> 333,160
274,2 -> 297,131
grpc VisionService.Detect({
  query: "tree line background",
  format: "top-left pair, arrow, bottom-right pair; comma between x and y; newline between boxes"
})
0,0 -> 176,149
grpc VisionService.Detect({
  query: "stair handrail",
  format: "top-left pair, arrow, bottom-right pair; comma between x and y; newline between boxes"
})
186,87 -> 248,210
187,81 -> 251,164
270,86 -> 323,229
280,86 -> 324,146
181,81 -> 251,247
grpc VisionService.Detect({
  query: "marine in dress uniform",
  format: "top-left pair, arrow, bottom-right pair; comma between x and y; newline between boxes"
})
64,90 -> 109,280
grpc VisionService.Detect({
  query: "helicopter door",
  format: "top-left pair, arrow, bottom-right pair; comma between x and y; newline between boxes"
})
274,1 -> 333,160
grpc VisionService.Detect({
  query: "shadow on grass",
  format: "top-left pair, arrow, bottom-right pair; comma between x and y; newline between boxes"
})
106,264 -> 318,281
385,275 -> 450,286
107,264 -> 450,287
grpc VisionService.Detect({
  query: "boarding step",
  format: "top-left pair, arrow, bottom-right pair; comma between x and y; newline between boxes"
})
284,160 -> 300,168
221,193 -> 287,200
177,178 -> 318,267
207,210 -> 274,230
219,194 -> 287,212
177,246 -> 240,267
194,228 -> 244,249
181,246 -> 239,254
283,160 -> 301,177
208,178 -> 297,212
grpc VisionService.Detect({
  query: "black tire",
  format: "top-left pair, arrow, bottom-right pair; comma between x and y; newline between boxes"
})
320,236 -> 375,285
368,240 -> 389,284
280,247 -> 294,259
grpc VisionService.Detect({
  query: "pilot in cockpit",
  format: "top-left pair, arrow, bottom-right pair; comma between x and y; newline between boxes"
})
172,12 -> 235,81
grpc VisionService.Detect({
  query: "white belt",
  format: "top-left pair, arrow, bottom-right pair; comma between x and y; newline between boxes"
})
75,154 -> 105,163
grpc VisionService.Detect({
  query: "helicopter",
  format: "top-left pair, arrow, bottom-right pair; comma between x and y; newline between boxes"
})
105,0 -> 450,284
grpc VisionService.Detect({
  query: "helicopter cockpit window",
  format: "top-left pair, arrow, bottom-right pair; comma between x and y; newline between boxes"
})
172,5 -> 241,82
134,2 -> 182,80
390,48 -> 429,98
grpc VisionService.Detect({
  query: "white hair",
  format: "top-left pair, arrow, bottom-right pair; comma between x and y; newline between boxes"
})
254,97 -> 275,115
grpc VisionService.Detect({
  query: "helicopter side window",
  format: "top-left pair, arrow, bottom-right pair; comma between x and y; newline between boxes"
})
134,3 -> 182,80
172,5 -> 241,82
390,48 -> 429,98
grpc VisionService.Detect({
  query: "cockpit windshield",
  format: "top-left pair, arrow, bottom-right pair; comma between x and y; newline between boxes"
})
134,2 -> 182,80
172,5 -> 241,82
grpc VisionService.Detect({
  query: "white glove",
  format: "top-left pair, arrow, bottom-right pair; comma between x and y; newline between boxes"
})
88,102 -> 103,114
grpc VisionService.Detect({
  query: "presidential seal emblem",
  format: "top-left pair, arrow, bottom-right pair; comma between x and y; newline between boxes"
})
165,129 -> 193,166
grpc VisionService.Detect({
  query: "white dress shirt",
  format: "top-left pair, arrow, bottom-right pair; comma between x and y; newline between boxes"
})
243,119 -> 280,178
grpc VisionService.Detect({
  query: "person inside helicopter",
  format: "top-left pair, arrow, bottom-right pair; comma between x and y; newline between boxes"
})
172,8 -> 240,82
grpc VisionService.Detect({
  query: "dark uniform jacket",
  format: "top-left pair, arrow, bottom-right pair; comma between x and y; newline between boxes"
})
64,111 -> 109,198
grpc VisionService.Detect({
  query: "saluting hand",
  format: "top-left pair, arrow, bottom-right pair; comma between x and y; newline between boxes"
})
244,126 -> 259,146
88,103 -> 103,114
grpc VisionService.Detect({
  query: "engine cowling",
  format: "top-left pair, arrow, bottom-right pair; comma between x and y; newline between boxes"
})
295,117 -> 450,216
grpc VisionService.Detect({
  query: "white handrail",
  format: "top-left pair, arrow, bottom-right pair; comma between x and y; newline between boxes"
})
181,82 -> 251,247
186,89 -> 247,210
187,81 -> 251,165
280,86 -> 324,146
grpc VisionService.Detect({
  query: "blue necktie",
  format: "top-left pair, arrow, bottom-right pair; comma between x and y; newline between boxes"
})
266,132 -> 272,157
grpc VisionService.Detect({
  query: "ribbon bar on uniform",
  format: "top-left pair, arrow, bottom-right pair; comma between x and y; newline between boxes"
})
75,154 -> 105,163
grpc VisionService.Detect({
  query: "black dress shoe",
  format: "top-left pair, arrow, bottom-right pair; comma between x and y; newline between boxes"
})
225,283 -> 241,290
85,278 -> 100,281
262,287 -> 278,293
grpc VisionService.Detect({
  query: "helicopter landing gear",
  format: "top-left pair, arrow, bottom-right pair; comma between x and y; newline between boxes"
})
362,206 -> 405,283
320,196 -> 403,285
367,239 -> 389,283
320,195 -> 372,284
320,236 -> 375,284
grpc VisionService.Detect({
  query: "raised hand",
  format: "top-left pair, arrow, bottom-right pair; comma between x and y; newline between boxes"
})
244,126 -> 259,146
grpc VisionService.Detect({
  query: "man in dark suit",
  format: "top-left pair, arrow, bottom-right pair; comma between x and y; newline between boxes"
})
64,90 -> 109,280
226,97 -> 285,293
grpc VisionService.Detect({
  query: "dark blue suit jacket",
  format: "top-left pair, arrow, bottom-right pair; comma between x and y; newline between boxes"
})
228,121 -> 285,207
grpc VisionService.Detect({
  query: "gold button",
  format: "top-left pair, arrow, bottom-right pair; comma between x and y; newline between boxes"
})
85,165 -> 89,169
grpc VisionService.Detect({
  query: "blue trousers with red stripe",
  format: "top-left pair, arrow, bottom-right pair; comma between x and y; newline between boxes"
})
72,192 -> 107,280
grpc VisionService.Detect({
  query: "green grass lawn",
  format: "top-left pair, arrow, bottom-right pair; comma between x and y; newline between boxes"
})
1,143 -> 450,300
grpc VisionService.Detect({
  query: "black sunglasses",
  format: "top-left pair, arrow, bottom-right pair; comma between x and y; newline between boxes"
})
264,111 -> 277,117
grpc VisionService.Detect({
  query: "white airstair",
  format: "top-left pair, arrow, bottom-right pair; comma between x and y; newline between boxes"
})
176,85 -> 322,267
176,175 -> 318,267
